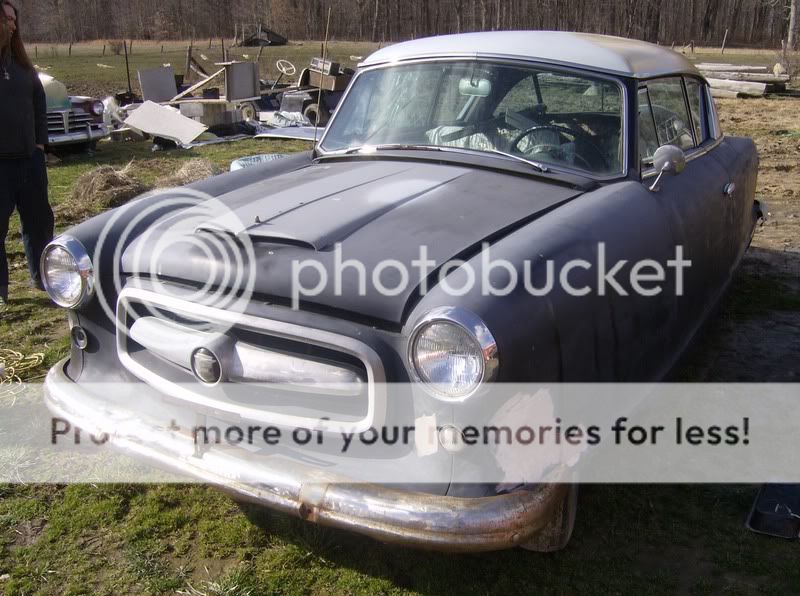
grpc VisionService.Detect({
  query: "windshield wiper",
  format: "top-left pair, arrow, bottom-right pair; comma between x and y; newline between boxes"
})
479,148 -> 550,173
342,144 -> 445,154
346,144 -> 550,173
331,144 -> 550,174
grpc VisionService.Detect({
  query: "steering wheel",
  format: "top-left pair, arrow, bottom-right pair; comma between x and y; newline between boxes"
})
510,124 -> 609,171
276,59 -> 297,77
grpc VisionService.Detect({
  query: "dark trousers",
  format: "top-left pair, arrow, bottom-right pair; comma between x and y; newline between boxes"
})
0,150 -> 54,297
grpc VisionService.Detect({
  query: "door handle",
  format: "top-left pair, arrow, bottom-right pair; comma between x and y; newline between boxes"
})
723,182 -> 736,197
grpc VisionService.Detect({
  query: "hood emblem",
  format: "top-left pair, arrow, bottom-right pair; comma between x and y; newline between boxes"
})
191,347 -> 223,385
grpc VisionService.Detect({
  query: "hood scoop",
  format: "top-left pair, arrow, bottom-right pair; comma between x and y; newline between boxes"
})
195,223 -> 319,251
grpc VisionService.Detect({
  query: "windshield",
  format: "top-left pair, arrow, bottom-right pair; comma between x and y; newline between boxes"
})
320,60 -> 625,176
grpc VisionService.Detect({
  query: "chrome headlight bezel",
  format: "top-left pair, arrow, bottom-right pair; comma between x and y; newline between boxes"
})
41,235 -> 95,309
407,306 -> 499,402
92,101 -> 105,116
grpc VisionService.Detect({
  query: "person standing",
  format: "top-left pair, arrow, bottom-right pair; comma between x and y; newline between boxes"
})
0,0 -> 53,310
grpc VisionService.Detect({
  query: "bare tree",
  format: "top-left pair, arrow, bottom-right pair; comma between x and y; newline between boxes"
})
11,0 -> 797,49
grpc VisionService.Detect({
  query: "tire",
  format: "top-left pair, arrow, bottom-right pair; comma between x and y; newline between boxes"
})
519,484 -> 578,552
239,102 -> 258,121
303,102 -> 330,126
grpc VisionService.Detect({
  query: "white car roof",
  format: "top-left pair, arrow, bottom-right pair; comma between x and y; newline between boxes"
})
361,31 -> 699,79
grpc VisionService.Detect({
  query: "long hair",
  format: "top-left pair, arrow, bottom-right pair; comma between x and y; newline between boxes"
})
1,1 -> 34,70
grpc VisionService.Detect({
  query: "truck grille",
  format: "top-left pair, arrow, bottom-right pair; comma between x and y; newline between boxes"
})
47,110 -> 97,135
116,286 -> 386,432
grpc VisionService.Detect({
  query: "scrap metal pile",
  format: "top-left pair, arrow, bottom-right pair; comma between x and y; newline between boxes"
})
104,52 -> 354,148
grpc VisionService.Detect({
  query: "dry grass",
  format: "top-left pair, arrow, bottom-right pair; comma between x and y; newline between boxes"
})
60,163 -> 148,223
56,158 -> 220,224
155,158 -> 221,188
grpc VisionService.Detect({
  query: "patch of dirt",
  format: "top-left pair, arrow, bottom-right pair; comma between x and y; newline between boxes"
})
717,97 -> 800,256
9,519 -> 46,549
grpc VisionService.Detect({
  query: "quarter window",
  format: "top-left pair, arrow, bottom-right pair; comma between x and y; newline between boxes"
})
643,77 -> 695,151
637,88 -> 660,163
684,78 -> 707,143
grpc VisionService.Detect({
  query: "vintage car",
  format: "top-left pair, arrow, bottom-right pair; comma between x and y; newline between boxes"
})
39,73 -> 109,149
42,32 -> 763,552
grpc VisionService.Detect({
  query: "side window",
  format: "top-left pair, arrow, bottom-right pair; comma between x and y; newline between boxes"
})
644,77 -> 695,151
684,78 -> 707,143
637,87 -> 660,163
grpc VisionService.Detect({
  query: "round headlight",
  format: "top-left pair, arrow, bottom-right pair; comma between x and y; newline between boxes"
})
41,236 -> 95,309
92,101 -> 104,116
408,307 -> 499,401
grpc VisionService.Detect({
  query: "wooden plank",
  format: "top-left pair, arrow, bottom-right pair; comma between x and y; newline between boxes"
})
706,77 -> 766,96
699,70 -> 789,83
170,68 -> 225,102
697,64 -> 768,72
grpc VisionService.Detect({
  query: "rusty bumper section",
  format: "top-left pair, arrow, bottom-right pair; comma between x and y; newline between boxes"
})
44,359 -> 566,552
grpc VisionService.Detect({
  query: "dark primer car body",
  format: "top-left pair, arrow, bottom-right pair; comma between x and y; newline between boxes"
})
42,32 -> 762,552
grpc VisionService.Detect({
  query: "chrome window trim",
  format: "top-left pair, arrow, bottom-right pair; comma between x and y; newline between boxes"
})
638,77 -> 723,180
641,136 -> 724,180
116,287 -> 386,433
316,56 -> 630,182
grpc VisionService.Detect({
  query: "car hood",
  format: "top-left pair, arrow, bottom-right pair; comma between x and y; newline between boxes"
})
122,159 -> 583,323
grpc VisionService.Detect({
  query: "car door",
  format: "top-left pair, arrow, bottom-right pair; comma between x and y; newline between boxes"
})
686,77 -> 758,277
638,77 -> 731,348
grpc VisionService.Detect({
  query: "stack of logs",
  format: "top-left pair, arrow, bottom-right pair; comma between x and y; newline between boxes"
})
698,63 -> 790,98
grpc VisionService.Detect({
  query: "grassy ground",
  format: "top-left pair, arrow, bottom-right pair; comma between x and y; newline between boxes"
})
1,45 -> 800,593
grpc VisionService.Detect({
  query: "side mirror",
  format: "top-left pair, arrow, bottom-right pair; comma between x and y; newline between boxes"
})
648,145 -> 686,192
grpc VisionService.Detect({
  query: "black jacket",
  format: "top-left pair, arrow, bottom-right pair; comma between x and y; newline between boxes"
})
0,52 -> 48,158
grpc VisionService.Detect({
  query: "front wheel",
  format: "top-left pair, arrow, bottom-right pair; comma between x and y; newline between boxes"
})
519,484 -> 578,552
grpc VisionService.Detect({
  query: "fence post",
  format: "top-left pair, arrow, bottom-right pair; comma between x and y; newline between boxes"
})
721,29 -> 729,54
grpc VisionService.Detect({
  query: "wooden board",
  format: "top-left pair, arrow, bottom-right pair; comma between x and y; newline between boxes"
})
699,70 -> 789,84
696,64 -> 768,72
706,78 -> 766,97
170,68 -> 225,102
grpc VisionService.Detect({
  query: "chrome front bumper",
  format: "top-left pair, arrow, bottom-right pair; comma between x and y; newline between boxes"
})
48,124 -> 109,147
44,358 -> 566,552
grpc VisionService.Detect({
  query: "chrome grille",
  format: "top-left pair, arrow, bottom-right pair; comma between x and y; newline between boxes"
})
115,286 -> 386,432
46,109 -> 98,135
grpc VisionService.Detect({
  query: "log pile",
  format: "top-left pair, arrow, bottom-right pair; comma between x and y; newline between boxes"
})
696,63 -> 790,98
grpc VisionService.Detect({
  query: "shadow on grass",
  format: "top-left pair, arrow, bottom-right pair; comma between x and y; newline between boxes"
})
235,483 -> 792,593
